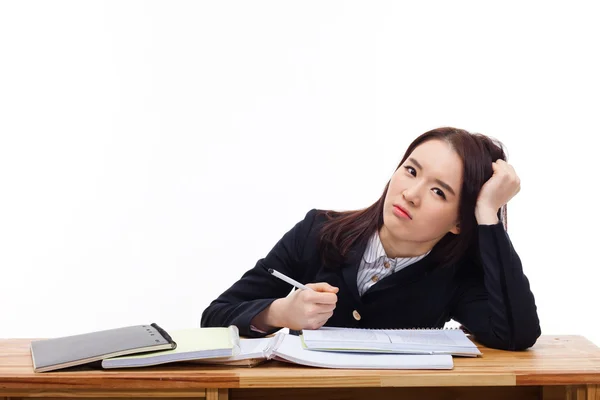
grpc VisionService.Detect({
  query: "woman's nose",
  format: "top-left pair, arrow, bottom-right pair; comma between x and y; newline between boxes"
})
403,187 -> 420,206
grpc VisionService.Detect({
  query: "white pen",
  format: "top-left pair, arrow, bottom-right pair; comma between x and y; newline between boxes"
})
268,268 -> 314,291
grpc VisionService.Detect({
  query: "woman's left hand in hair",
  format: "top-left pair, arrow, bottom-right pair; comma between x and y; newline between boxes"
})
475,160 -> 521,224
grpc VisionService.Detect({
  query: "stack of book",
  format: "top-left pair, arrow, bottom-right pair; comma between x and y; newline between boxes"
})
31,324 -> 481,372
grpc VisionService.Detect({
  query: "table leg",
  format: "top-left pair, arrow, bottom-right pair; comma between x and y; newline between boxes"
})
206,388 -> 230,400
543,385 -> 600,400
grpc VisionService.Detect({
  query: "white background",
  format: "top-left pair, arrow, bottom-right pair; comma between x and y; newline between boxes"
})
1,1 -> 598,346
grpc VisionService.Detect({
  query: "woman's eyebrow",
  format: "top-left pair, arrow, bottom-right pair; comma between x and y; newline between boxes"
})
408,157 -> 456,196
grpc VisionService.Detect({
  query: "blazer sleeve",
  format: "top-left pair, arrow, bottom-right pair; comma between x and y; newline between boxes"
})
200,209 -> 319,337
450,222 -> 541,350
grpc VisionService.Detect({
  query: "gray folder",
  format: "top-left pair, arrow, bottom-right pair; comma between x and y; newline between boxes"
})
30,323 -> 176,372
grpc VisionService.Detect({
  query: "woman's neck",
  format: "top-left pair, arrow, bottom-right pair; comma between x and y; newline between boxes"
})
378,226 -> 438,259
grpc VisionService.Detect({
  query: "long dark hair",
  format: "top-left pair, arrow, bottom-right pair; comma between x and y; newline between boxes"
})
318,127 -> 507,268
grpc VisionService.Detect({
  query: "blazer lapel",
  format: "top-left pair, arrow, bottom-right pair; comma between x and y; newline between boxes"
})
341,240 -> 368,305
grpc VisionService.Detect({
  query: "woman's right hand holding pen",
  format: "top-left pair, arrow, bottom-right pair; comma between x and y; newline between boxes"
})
251,283 -> 339,331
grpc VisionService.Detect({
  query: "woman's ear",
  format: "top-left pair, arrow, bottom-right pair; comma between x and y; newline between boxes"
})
450,222 -> 460,235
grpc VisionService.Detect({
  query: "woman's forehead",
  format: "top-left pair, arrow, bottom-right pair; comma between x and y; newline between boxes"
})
408,140 -> 463,185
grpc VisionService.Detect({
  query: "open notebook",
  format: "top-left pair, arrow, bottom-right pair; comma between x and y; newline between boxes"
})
103,331 -> 452,370
195,333 -> 453,370
301,327 -> 481,357
190,336 -> 277,367
273,334 -> 453,369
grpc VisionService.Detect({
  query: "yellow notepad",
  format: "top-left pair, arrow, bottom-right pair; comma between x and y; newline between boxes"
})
101,326 -> 240,369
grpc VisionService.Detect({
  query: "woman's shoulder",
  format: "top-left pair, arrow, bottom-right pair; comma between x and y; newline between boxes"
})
296,208 -> 334,234
299,208 -> 348,230
289,208 -> 347,247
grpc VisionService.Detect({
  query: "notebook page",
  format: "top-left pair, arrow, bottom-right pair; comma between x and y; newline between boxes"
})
385,330 -> 472,347
273,334 -> 453,369
301,327 -> 480,356
304,327 -> 392,343
226,338 -> 273,360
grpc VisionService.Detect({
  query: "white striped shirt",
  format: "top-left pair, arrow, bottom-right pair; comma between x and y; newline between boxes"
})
357,231 -> 430,296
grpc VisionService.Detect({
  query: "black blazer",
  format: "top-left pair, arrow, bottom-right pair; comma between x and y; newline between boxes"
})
201,209 -> 541,350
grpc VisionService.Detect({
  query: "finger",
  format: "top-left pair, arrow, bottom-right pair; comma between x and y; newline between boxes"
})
503,165 -> 519,185
491,161 -> 503,175
303,303 -> 335,320
305,291 -> 338,305
307,282 -> 339,293
508,165 -> 520,185
298,288 -> 337,304
312,314 -> 334,329
496,160 -> 512,173
314,302 -> 336,313
502,161 -> 515,175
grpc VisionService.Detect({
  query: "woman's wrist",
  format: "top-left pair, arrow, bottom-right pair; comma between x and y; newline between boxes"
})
475,206 -> 500,225
250,298 -> 287,332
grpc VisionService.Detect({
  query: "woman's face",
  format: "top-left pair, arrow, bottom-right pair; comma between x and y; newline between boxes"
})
382,139 -> 463,247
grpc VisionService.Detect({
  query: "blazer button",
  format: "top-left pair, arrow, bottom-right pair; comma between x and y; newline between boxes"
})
352,310 -> 361,321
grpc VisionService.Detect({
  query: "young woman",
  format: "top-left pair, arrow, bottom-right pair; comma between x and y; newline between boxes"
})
201,127 -> 540,351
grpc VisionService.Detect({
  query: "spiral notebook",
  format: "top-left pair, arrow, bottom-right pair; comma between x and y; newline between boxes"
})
301,327 -> 481,357
274,333 -> 453,369
30,323 -> 176,372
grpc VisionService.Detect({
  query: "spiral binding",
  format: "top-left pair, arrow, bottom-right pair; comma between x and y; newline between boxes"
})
357,326 -> 460,331
149,323 -> 177,348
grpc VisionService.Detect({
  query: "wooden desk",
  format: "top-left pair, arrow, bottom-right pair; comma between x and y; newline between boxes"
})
1,336 -> 599,400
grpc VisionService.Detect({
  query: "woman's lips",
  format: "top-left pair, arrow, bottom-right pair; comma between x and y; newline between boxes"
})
393,205 -> 412,219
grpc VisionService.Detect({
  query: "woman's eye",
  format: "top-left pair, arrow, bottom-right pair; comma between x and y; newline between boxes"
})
432,188 -> 447,199
404,166 -> 416,176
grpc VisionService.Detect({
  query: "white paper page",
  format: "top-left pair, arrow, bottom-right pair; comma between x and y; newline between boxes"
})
303,327 -> 391,343
385,330 -> 474,347
226,337 -> 273,360
304,327 -> 476,349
